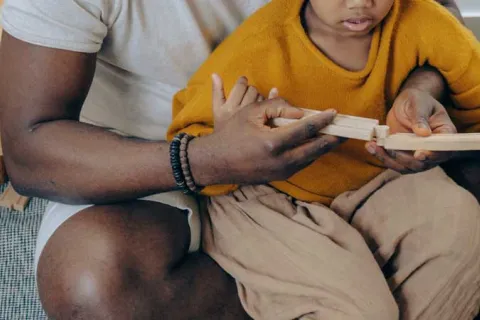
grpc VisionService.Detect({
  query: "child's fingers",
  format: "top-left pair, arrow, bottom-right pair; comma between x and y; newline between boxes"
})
211,73 -> 226,110
366,142 -> 410,173
227,76 -> 249,106
413,149 -> 431,161
240,85 -> 259,107
414,150 -> 453,164
268,88 -> 279,99
386,149 -> 427,172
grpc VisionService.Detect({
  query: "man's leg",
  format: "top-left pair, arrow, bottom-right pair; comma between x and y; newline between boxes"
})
37,201 -> 250,320
350,167 -> 480,320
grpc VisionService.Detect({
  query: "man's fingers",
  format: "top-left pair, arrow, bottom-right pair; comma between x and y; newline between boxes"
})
241,85 -> 259,107
227,76 -> 249,106
212,73 -> 226,110
287,135 -> 344,165
272,108 -> 337,149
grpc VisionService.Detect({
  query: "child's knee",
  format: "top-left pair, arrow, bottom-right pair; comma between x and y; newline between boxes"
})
427,180 -> 480,263
360,291 -> 399,320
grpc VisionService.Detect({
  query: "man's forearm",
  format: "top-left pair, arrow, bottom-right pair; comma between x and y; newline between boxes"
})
6,121 -> 181,205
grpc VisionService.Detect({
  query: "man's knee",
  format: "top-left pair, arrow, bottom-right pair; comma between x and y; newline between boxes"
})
37,201 -> 191,319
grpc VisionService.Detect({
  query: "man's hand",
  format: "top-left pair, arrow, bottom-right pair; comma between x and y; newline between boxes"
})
212,74 -> 278,129
190,96 -> 343,186
365,88 -> 457,174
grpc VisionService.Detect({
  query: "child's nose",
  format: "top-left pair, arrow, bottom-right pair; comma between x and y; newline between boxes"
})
346,0 -> 373,9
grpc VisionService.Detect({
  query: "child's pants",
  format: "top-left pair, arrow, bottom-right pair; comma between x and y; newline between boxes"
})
202,167 -> 480,320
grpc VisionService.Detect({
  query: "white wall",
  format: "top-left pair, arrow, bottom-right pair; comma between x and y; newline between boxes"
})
457,0 -> 480,38
458,0 -> 480,16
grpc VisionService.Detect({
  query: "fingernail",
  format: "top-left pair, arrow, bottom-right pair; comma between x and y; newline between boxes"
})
211,73 -> 220,83
325,109 -> 337,115
414,151 -> 426,161
417,121 -> 429,129
269,88 -> 278,98
366,144 -> 376,155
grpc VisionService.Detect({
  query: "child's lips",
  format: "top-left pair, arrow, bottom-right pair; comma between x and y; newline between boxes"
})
343,17 -> 373,32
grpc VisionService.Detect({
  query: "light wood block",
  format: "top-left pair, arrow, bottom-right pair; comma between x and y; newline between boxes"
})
0,183 -> 30,212
299,109 -> 379,128
272,109 -> 378,141
271,110 -> 480,151
381,133 -> 480,151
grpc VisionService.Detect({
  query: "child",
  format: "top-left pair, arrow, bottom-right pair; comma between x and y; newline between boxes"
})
168,0 -> 480,319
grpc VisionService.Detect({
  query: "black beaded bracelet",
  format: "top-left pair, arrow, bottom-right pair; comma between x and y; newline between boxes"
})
170,133 -> 187,191
170,133 -> 202,194
179,134 -> 201,194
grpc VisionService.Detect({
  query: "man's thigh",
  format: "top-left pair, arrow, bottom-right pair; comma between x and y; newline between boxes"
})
36,199 -> 249,320
35,190 -> 201,275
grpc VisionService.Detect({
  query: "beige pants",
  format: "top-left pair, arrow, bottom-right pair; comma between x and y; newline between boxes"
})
203,168 -> 480,320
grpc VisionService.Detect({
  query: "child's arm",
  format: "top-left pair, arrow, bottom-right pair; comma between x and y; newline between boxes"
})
410,2 -> 480,134
367,1 -> 480,173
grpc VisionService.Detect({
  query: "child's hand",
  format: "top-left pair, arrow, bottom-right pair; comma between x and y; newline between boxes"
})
211,74 -> 278,130
365,88 -> 457,174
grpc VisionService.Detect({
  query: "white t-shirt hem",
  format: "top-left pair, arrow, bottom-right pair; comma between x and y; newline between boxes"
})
2,16 -> 101,53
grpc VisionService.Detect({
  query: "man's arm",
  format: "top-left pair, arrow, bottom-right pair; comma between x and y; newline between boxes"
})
0,33 -> 340,205
0,33 -> 180,204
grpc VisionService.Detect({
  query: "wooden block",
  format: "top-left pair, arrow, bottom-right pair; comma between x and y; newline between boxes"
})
270,111 -> 480,151
299,109 -> 379,129
375,125 -> 390,147
271,109 -> 378,141
273,118 -> 375,141
383,133 -> 480,151
320,125 -> 375,141
0,183 -> 30,212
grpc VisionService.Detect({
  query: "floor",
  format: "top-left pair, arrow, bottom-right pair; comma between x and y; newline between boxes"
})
0,183 -> 47,320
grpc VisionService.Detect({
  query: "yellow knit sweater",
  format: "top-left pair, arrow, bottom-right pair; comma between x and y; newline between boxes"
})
168,0 -> 480,204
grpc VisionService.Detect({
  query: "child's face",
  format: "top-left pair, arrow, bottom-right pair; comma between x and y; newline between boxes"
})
308,0 -> 394,36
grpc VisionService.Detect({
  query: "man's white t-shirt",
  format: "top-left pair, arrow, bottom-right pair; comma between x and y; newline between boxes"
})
2,0 -> 269,140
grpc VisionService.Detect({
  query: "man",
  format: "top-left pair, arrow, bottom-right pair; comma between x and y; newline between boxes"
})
0,0 -> 475,319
